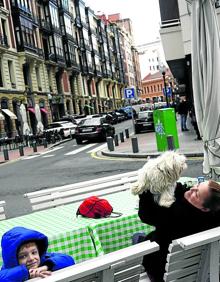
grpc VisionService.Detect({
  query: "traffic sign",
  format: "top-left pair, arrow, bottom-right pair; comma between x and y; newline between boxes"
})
124,88 -> 135,99
163,87 -> 172,97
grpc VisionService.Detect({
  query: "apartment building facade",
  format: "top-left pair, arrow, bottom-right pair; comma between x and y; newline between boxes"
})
0,0 -> 142,137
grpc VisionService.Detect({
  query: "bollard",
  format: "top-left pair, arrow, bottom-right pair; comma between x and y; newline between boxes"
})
131,137 -> 139,153
43,138 -> 47,148
19,144 -> 24,156
167,135 -> 175,150
107,137 -> 114,152
3,148 -> 9,161
51,135 -> 56,144
32,141 -> 37,153
114,134 -> 119,146
125,128 -> 129,139
25,135 -> 29,147
119,132 -> 125,143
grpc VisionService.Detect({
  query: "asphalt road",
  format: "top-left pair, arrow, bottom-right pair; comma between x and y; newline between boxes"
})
0,120 -> 203,218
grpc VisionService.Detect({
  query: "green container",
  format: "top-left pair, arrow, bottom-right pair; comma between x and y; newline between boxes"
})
153,108 -> 179,152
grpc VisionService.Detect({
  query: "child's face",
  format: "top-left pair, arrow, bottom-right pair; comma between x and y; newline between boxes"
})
17,242 -> 40,269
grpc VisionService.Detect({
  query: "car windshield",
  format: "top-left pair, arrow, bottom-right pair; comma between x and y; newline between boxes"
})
79,118 -> 102,126
138,112 -> 153,119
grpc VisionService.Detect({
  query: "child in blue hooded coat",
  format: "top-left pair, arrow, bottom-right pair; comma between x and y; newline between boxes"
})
0,226 -> 75,281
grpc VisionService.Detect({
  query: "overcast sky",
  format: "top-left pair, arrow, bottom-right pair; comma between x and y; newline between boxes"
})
84,0 -> 161,46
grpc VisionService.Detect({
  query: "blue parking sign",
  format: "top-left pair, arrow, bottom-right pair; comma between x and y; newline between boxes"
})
124,88 -> 135,99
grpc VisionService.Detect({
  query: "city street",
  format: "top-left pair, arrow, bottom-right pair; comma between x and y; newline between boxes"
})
0,120 -> 203,219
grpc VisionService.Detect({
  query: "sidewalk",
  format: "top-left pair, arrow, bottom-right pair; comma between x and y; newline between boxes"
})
101,121 -> 204,158
0,138 -> 71,164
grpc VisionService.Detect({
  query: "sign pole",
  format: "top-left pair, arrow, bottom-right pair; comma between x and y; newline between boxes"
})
130,99 -> 136,134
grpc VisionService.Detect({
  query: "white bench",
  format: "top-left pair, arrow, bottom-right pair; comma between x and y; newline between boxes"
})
0,201 -> 6,220
164,226 -> 220,282
28,240 -> 159,282
24,170 -> 139,211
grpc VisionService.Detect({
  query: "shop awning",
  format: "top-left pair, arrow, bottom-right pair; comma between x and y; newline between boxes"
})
28,108 -> 35,114
0,112 -> 5,120
1,109 -> 17,119
40,108 -> 48,114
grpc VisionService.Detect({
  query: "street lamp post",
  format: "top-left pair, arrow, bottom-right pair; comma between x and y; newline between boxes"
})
160,65 -> 169,107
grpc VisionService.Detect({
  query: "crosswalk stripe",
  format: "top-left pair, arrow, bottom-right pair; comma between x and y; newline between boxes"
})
87,143 -> 107,153
41,155 -> 55,158
21,155 -> 40,160
40,146 -> 64,155
65,143 -> 96,155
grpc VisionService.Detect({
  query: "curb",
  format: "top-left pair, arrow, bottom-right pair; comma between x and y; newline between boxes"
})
101,150 -> 204,159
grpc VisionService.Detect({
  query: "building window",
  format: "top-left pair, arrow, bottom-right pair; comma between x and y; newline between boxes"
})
15,27 -> 21,45
94,55 -> 101,72
147,86 -> 149,93
54,35 -> 64,57
83,28 -> 89,47
17,0 -> 31,13
20,18 -> 36,48
49,3 -> 59,29
157,84 -> 160,91
151,86 -> 153,92
0,0 -> 4,7
68,43 -> 76,62
0,58 -> 3,87
64,15 -> 72,35
35,66 -> 42,91
154,85 -> 156,92
91,34 -> 98,52
8,60 -> 16,88
1,19 -> 8,46
79,2 -> 86,23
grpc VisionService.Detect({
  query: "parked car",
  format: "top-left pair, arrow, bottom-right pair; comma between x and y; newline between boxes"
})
75,117 -> 115,144
115,111 -> 126,122
44,121 -> 77,138
59,116 -> 77,124
121,106 -> 133,119
116,109 -> 129,120
134,110 -> 154,133
108,111 -> 119,124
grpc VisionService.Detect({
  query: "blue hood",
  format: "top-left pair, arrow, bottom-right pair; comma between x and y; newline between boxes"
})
1,227 -> 48,269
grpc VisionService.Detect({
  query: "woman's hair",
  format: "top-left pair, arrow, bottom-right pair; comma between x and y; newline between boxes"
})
203,180 -> 220,211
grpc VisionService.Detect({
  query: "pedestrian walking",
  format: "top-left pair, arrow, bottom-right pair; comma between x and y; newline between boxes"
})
177,97 -> 189,131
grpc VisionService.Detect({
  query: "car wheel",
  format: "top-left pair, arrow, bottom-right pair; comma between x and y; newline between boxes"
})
76,138 -> 83,145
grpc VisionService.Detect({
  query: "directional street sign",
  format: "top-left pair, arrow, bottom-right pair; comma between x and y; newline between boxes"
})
163,87 -> 172,97
124,88 -> 135,99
